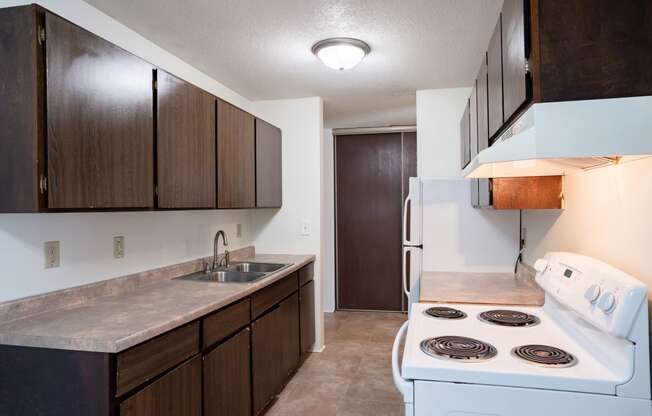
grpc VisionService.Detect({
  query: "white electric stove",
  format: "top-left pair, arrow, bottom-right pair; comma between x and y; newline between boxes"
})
392,252 -> 651,416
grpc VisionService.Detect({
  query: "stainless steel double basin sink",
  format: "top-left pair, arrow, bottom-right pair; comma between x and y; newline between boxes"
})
176,262 -> 290,284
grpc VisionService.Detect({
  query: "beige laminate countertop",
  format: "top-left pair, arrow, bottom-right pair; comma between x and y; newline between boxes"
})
419,270 -> 545,306
0,254 -> 314,353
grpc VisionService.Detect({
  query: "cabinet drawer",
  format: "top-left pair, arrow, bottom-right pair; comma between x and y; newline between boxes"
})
116,322 -> 199,397
298,262 -> 314,286
203,298 -> 250,349
251,272 -> 298,319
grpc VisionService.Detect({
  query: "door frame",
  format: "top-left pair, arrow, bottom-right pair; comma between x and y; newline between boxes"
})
333,126 -> 416,312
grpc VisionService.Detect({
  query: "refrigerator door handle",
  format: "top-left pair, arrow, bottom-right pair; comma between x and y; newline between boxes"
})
402,247 -> 410,297
402,195 -> 412,245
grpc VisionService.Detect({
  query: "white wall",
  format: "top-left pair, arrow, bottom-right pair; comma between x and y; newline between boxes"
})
322,128 -> 336,313
416,88 -> 472,178
523,157 -> 652,295
0,211 -> 253,302
249,97 -> 326,351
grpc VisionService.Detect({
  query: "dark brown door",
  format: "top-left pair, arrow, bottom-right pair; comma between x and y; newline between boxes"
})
488,15 -> 504,139
217,99 -> 255,208
255,118 -> 282,208
299,280 -> 315,361
203,328 -> 251,416
156,70 -> 216,209
336,133 -> 409,311
460,101 -> 470,169
120,357 -> 201,416
45,12 -> 154,209
501,0 -> 528,122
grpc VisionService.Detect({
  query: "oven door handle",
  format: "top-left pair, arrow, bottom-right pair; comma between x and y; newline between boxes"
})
392,321 -> 413,403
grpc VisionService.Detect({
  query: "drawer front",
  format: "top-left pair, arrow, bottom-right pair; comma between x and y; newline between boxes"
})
116,322 -> 199,397
202,298 -> 250,349
298,262 -> 314,286
251,272 -> 298,319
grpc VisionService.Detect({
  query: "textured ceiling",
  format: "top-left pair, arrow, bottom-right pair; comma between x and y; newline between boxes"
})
85,0 -> 501,128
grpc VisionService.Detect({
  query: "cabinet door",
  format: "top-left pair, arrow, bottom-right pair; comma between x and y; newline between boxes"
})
501,0 -> 528,122
157,70 -> 215,208
487,16 -> 504,139
476,54 -> 489,152
300,280 -> 315,362
45,12 -> 154,209
251,293 -> 299,414
120,356 -> 201,416
217,99 -> 255,208
459,100 -> 470,169
203,328 -> 251,416
255,118 -> 282,208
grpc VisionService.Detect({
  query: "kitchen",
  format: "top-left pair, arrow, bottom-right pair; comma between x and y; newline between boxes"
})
0,1 -> 651,415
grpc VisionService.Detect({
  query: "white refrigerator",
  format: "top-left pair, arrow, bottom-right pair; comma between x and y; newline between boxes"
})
402,178 -> 520,314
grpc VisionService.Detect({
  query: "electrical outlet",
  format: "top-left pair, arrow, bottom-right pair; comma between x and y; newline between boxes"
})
236,224 -> 242,238
301,221 -> 311,236
113,236 -> 125,259
44,241 -> 60,269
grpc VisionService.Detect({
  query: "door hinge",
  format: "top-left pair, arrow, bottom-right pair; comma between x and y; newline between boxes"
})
39,175 -> 48,194
37,26 -> 46,45
524,58 -> 530,74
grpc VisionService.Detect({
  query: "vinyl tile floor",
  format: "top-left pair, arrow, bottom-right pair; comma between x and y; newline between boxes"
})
266,311 -> 407,416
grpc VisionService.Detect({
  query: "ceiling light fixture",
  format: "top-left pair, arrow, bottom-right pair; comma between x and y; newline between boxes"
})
311,38 -> 371,71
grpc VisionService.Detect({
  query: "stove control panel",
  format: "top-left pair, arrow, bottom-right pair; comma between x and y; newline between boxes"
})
536,252 -> 647,339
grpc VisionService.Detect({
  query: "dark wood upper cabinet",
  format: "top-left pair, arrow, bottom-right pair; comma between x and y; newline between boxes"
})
156,70 -> 216,209
217,99 -> 255,208
459,100 -> 470,169
501,0 -> 528,123
45,12 -> 154,209
255,118 -> 282,208
0,6 -> 45,213
487,16 -> 504,138
203,328 -> 252,416
120,356 -> 201,416
469,82 -> 478,159
476,54 -> 489,153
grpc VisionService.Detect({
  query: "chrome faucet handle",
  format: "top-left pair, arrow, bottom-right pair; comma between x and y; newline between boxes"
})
204,261 -> 212,274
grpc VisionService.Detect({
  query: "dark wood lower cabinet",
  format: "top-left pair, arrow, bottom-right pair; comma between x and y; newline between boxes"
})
203,328 -> 251,416
251,292 -> 300,414
120,356 -> 201,416
300,280 -> 316,361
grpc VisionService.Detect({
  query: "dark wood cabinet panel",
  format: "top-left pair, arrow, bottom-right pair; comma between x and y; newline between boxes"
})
255,118 -> 282,208
116,322 -> 199,397
0,6 -> 45,213
45,12 -> 154,209
251,272 -> 298,319
120,356 -> 201,416
460,100 -> 470,169
217,99 -> 255,208
535,0 -> 652,102
203,328 -> 251,416
487,16 -> 504,138
501,0 -> 528,122
202,298 -> 250,349
157,70 -> 216,209
298,262 -> 314,287
492,176 -> 563,210
299,280 -> 315,362
251,292 -> 300,414
476,55 -> 489,153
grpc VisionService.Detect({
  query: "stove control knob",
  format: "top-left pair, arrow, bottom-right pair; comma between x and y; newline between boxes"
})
584,284 -> 601,304
534,259 -> 548,273
597,292 -> 617,314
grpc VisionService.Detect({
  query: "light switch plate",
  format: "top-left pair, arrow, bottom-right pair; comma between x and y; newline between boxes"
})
301,221 -> 311,236
113,236 -> 125,259
44,241 -> 60,269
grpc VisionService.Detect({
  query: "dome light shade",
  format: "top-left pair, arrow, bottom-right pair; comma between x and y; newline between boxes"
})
311,38 -> 371,71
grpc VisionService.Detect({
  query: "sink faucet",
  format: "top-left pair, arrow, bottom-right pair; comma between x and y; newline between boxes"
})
210,230 -> 230,272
